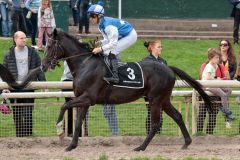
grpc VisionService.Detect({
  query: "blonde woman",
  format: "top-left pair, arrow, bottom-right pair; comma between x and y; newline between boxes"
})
37,0 -> 56,51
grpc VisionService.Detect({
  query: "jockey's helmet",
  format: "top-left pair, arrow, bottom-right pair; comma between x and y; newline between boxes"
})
87,4 -> 105,15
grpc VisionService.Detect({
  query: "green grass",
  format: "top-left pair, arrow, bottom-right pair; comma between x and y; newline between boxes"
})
1,38 -> 240,80
0,38 -> 240,137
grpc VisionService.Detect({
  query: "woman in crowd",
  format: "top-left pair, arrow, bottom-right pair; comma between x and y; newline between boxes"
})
142,40 -> 167,134
37,0 -> 55,51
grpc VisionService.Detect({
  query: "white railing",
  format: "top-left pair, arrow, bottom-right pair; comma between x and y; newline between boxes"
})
1,80 -> 240,98
0,80 -> 239,136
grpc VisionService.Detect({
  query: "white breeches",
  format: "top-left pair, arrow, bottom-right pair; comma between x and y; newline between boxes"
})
103,29 -> 137,56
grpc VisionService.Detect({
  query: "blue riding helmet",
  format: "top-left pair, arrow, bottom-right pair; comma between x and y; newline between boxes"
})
87,4 -> 105,15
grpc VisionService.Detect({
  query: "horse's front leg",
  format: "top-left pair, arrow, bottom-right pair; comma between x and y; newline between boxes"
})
134,102 -> 161,151
66,106 -> 89,151
55,96 -> 91,138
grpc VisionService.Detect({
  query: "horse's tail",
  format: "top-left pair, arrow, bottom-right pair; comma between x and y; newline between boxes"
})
169,66 -> 213,111
0,64 -> 41,90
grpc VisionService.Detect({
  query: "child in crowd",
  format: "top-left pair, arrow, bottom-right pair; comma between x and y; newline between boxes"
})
37,0 -> 55,51
202,48 -> 236,127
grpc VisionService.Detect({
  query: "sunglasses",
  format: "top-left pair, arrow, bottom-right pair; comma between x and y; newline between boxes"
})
219,43 -> 229,47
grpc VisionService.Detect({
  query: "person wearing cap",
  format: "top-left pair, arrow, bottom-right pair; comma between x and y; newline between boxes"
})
87,4 -> 137,84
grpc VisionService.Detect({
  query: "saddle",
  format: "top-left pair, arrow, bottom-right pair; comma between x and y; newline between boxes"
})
103,57 -> 144,89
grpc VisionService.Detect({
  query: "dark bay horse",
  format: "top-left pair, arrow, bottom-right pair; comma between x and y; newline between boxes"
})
0,28 -> 213,152
41,29 -> 213,151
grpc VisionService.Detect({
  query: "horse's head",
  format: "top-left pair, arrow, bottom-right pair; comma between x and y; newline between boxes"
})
41,28 -> 65,72
41,28 -> 93,72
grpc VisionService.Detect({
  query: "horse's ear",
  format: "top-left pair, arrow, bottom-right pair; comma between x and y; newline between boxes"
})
53,28 -> 58,37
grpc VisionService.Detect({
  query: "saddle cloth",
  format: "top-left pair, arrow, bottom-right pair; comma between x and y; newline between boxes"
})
113,62 -> 144,89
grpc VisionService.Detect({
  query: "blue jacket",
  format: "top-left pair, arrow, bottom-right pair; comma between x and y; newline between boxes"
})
99,16 -> 133,40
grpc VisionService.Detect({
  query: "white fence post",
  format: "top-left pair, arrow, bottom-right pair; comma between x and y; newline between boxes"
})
191,89 -> 198,135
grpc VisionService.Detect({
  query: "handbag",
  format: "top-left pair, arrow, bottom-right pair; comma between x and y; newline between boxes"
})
0,99 -> 12,114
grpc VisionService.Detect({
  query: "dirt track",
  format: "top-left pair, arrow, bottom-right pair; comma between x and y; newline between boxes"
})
0,136 -> 239,160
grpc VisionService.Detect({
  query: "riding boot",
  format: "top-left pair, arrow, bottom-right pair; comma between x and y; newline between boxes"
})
104,54 -> 119,83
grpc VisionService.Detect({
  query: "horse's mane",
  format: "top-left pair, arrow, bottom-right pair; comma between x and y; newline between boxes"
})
60,31 -> 93,52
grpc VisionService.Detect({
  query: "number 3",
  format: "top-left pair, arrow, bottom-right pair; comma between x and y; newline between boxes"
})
127,67 -> 135,80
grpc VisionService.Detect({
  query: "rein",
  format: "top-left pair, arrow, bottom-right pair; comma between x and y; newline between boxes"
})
59,52 -> 92,61
47,38 -> 93,64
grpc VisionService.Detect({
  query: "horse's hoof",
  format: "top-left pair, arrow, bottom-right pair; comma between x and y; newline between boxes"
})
56,121 -> 64,136
133,146 -> 145,151
181,144 -> 188,149
65,145 -> 77,152
181,138 -> 192,149
58,132 -> 65,141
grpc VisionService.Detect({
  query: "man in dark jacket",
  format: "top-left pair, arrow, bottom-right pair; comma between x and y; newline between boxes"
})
2,31 -> 46,137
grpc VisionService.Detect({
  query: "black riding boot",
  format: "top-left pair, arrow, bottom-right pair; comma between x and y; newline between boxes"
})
104,54 -> 119,83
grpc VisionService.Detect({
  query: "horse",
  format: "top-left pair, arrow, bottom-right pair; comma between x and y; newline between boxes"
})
0,28 -> 213,152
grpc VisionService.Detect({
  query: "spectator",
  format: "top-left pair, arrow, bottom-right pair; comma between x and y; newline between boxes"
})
61,61 -> 88,137
77,0 -> 90,34
236,54 -> 240,103
37,0 -> 55,51
142,40 -> 166,134
219,40 -> 237,112
103,104 -> 118,136
87,4 -> 137,83
23,0 -> 32,38
24,0 -> 40,48
197,62 -> 225,134
11,0 -> 28,34
229,0 -> 240,44
69,0 -> 79,26
197,41 -> 237,133
2,31 -> 46,137
201,48 -> 236,126
218,39 -> 237,80
0,0 -> 13,37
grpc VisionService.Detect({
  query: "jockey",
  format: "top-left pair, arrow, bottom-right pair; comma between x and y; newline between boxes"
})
87,4 -> 138,83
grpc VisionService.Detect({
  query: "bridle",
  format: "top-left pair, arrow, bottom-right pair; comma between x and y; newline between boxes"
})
44,38 -> 93,69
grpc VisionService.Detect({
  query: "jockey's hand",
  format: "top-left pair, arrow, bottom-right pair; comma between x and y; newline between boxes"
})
92,47 -> 103,54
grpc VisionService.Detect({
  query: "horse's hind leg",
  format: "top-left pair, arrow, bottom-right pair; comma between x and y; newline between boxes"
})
134,101 -> 161,151
163,100 -> 192,149
66,106 -> 89,151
